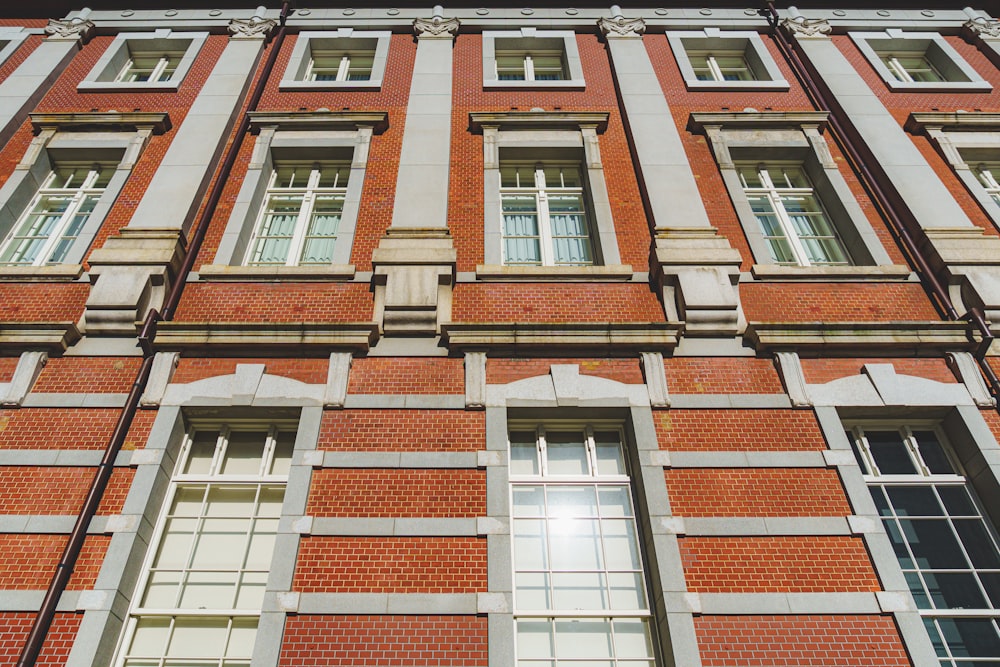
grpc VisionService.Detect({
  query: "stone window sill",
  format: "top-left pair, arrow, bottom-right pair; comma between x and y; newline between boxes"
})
476,264 -> 633,281
197,264 -> 356,281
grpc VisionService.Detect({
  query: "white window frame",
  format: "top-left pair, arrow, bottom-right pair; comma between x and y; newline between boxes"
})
112,424 -> 293,667
484,29 -> 585,90
500,162 -> 594,267
244,161 -> 350,267
508,422 -> 657,667
207,111 -> 386,278
691,111 -> 898,275
737,162 -> 851,267
79,31 -> 208,92
471,112 -> 628,276
0,162 -> 114,267
279,30 -> 389,91
847,423 -> 1000,666
850,30 -> 991,92
668,30 -> 789,91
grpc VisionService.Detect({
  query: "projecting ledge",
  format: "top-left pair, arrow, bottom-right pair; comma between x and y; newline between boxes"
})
152,322 -> 379,354
441,322 -> 680,353
197,264 -> 356,281
745,321 -> 977,354
0,323 -> 81,353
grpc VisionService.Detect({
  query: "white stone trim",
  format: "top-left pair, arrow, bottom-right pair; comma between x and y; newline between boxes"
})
78,30 -> 208,92
0,28 -> 29,68
482,29 -> 584,90
667,29 -> 789,91
849,29 -> 990,92
279,29 -> 390,91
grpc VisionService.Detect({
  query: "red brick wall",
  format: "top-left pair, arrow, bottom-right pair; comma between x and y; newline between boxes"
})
742,283 -> 939,322
663,358 -> 783,394
318,411 -> 484,451
278,615 -> 488,667
0,612 -> 82,667
124,410 -> 156,450
0,358 -> 17,384
801,357 -> 958,385
307,469 -> 484,518
0,467 -> 133,515
294,537 -> 487,593
0,409 -> 119,450
32,358 -> 143,394
172,283 -> 374,323
679,536 -> 880,593
0,284 -> 89,323
348,358 -> 464,394
656,410 -> 827,451
665,468 -> 851,517
486,358 -> 644,384
172,358 -> 328,384
0,534 -> 108,590
695,615 -> 910,666
453,283 -> 665,323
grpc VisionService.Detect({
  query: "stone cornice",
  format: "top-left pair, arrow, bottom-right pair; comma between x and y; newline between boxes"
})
441,322 -> 680,352
469,111 -> 609,133
745,321 -> 977,354
0,323 -> 82,354
30,112 -> 171,135
905,111 -> 1000,133
248,111 -> 389,134
153,322 -> 379,354
688,111 -> 829,134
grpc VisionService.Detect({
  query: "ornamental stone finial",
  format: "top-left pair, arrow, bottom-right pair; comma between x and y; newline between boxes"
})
597,15 -> 646,38
964,18 -> 1000,39
413,15 -> 460,39
781,16 -> 832,38
44,18 -> 95,41
228,15 -> 278,39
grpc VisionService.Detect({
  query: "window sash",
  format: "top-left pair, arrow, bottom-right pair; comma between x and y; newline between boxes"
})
306,50 -> 374,82
117,53 -> 183,83
496,51 -> 566,82
880,53 -> 944,83
246,164 -> 348,266
978,165 -> 1000,207
0,164 -> 111,266
500,164 -> 594,266
739,164 -> 850,267
689,52 -> 753,82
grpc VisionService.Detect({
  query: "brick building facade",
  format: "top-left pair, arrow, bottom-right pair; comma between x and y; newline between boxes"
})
0,2 -> 999,666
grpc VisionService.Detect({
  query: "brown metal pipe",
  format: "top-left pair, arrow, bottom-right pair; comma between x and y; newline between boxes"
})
16,3 -> 291,665
762,1 -> 1000,401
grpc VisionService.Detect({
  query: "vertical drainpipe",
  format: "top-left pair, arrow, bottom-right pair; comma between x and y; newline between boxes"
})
762,1 -> 1000,405
15,3 -> 292,665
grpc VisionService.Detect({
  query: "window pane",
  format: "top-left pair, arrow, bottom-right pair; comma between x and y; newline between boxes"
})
954,520 -> 1000,569
269,433 -> 295,477
888,486 -> 943,516
866,430 -> 918,474
185,432 -> 218,474
925,572 -> 987,609
513,486 -> 545,518
545,431 -> 588,475
221,431 -> 266,475
549,518 -> 602,570
516,571 -> 551,609
554,619 -> 613,659
128,618 -> 171,657
915,431 -> 955,475
547,486 -> 597,517
613,619 -> 653,659
514,519 -> 548,569
594,432 -> 625,476
551,571 -> 607,609
510,431 -> 540,476
901,519 -> 968,569
166,618 -> 229,658
517,620 -> 555,659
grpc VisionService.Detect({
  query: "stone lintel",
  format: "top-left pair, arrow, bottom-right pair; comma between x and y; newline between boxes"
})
152,322 -> 380,354
0,324 -> 81,354
441,322 -> 680,353
29,111 -> 171,135
746,321 -> 977,354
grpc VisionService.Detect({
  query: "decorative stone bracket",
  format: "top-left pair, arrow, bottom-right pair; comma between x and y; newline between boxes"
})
83,228 -> 186,336
372,229 -> 456,336
654,227 -> 745,336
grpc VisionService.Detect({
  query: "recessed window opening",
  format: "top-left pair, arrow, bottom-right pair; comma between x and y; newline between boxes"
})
305,49 -> 374,82
496,50 -> 567,82
881,52 -> 944,84
977,164 -> 1000,207
501,162 -> 593,266
245,161 -> 350,267
738,163 -> 851,267
689,50 -> 753,82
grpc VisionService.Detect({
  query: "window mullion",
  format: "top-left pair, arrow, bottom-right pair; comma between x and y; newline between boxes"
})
770,190 -> 812,267
337,55 -> 350,82
286,190 -> 314,266
30,188 -> 84,267
707,55 -> 724,82
524,54 -> 535,81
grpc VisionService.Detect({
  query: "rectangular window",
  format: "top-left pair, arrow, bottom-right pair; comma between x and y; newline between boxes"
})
977,164 -> 1000,207
880,52 -> 944,84
116,51 -> 184,83
115,425 -> 294,667
688,51 -> 753,82
509,424 -> 656,667
501,163 -> 594,266
848,426 -> 1000,666
496,51 -> 567,82
305,49 -> 374,82
738,163 -> 850,267
245,162 -> 349,266
0,163 -> 114,266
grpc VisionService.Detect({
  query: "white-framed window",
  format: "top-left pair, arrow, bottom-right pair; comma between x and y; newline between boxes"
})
667,31 -> 789,90
509,424 -> 656,667
114,424 -> 294,667
737,163 -> 850,267
244,162 -> 349,267
279,31 -> 389,90
977,164 -> 1000,207
501,162 -> 594,266
304,49 -> 374,82
79,32 -> 208,92
483,31 -> 585,89
848,425 -> 1000,666
850,31 -> 990,92
0,162 -> 114,266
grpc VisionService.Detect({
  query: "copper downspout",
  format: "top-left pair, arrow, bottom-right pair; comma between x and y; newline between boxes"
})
761,1 -> 1000,402
16,3 -> 291,664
